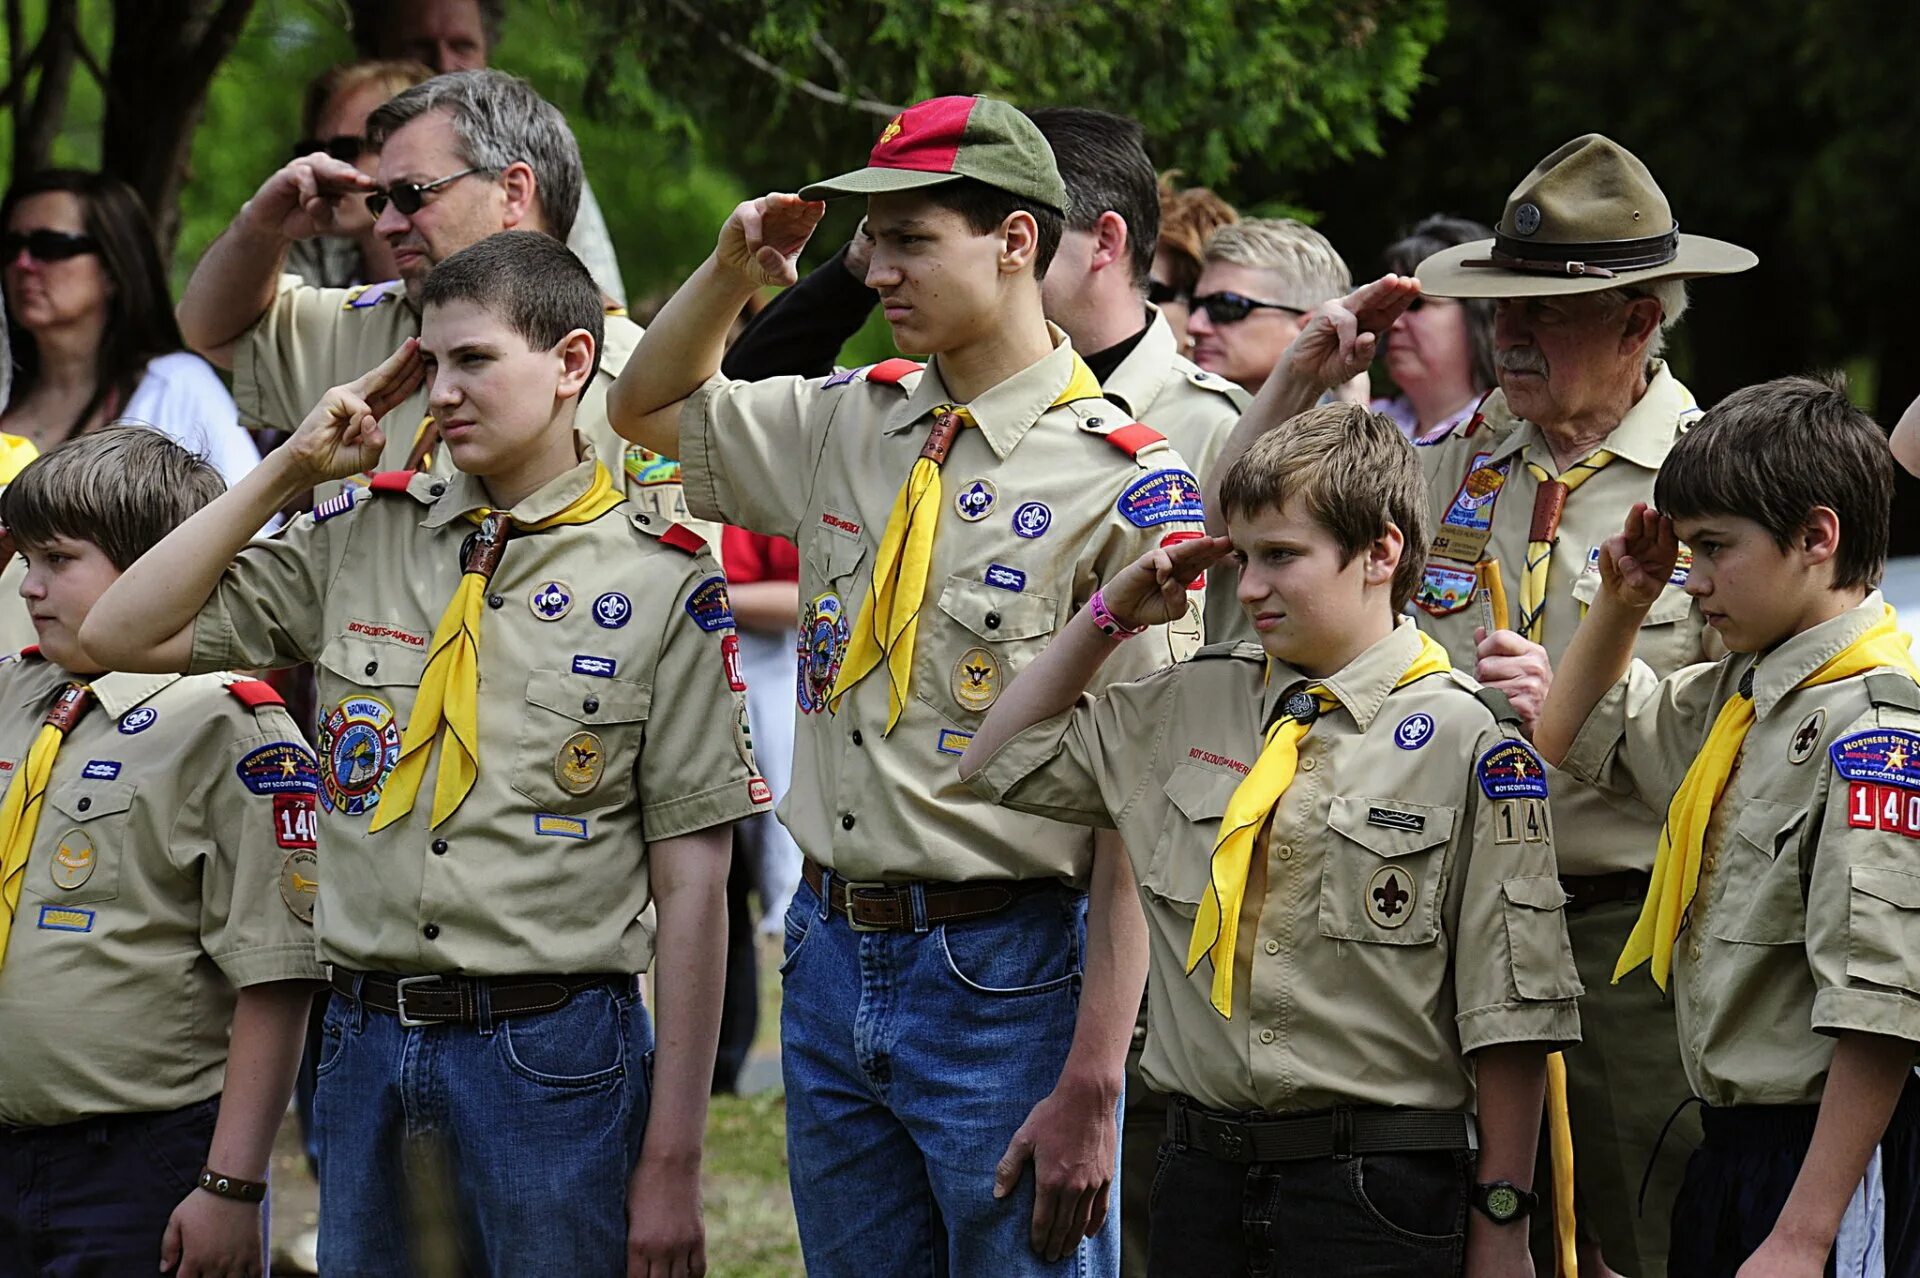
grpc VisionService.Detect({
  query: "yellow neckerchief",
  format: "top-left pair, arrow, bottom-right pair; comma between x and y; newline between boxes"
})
369,462 -> 624,832
1615,605 -> 1920,988
0,683 -> 91,968
0,433 -> 39,483
831,354 -> 1103,732
1187,632 -> 1453,1016
1518,449 -> 1616,644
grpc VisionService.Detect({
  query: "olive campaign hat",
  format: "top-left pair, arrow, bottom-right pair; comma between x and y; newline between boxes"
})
800,95 -> 1070,215
1417,134 -> 1756,298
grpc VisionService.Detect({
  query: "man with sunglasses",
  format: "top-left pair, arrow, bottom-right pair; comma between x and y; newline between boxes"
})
1187,218 -> 1358,400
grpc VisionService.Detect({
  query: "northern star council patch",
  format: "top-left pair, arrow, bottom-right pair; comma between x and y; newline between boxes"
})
1477,740 -> 1550,800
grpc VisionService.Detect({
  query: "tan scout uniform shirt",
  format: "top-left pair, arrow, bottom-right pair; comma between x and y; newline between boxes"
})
232,274 -> 696,528
1411,361 -> 1715,875
1562,593 -> 1920,1107
0,658 -> 323,1127
680,330 -> 1205,885
972,620 -> 1583,1113
187,446 -> 767,976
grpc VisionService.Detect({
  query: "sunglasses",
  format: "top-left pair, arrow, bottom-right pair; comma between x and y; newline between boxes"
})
365,167 -> 485,218
1,229 -> 99,263
294,134 -> 370,164
1147,279 -> 1189,307
1192,291 -> 1310,325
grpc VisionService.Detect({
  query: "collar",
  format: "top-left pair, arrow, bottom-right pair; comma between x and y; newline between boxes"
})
421,437 -> 603,528
1097,307 -> 1181,419
18,664 -> 182,719
1481,360 -> 1698,472
884,324 -> 1089,460
1747,591 -> 1890,719
1259,618 -> 1429,734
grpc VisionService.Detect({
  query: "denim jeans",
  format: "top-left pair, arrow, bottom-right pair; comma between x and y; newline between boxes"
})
1147,1138 -> 1471,1277
313,977 -> 653,1276
780,875 -> 1121,1277
0,1097 -> 249,1278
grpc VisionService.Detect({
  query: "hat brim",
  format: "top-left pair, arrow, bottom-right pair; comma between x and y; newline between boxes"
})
1417,233 -> 1758,299
797,167 -> 962,202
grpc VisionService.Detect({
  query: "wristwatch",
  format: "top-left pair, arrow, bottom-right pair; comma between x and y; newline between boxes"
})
1471,1180 -> 1538,1225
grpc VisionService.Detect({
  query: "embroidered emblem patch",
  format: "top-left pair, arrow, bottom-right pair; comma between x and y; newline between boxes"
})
748,777 -> 773,805
555,731 -> 604,795
1394,714 -> 1435,751
936,728 -> 973,756
1431,452 -> 1511,563
1116,469 -> 1205,529
280,850 -> 318,923
1830,730 -> 1920,787
1789,708 -> 1826,765
1415,563 -> 1479,617
985,564 -> 1026,593
953,647 -> 1001,712
623,446 -> 681,488
118,707 -> 157,735
1477,740 -> 1550,800
592,592 -> 632,629
685,576 -> 736,632
955,479 -> 997,522
529,581 -> 574,621
274,794 -> 317,849
1366,866 -> 1415,929
81,760 -> 120,780
535,814 -> 589,839
1159,530 -> 1209,589
722,634 -> 746,691
796,592 -> 849,714
235,742 -> 319,795
49,830 -> 95,890
1367,806 -> 1426,833
1011,501 -> 1052,539
36,904 -> 93,932
313,486 -> 359,523
318,695 -> 401,816
572,655 -> 617,678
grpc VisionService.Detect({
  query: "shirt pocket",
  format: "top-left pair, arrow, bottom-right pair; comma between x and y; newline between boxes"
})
1142,764 -> 1236,920
913,576 -> 1060,726
1570,570 -> 1698,668
26,778 -> 137,906
1319,796 -> 1456,945
314,633 -> 428,818
510,669 -> 651,815
1846,866 -> 1920,996
1706,798 -> 1808,946
1500,876 -> 1582,1000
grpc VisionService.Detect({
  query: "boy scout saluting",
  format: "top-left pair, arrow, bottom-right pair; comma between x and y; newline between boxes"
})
965,405 -> 1582,1278
0,429 -> 321,1277
610,95 -> 1206,1275
1540,377 -> 1920,1277
85,232 -> 766,1275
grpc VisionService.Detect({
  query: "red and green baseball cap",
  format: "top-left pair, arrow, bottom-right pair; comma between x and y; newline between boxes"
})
799,95 -> 1069,214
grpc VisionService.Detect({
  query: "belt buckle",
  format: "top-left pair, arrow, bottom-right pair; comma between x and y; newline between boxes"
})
840,881 -> 891,932
393,974 -> 443,1027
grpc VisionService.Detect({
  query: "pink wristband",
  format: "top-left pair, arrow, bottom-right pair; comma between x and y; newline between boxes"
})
1088,589 -> 1147,640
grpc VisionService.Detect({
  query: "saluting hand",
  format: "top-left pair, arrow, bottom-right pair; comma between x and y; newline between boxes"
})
282,338 -> 426,486
716,193 -> 826,288
1599,502 -> 1681,610
1097,535 -> 1235,630
1279,273 -> 1423,394
241,151 -> 376,243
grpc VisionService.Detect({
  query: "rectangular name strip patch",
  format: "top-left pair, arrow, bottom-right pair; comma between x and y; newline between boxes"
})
1366,806 -> 1426,833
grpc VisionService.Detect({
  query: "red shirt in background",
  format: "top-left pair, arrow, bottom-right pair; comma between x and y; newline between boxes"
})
720,526 -> 800,586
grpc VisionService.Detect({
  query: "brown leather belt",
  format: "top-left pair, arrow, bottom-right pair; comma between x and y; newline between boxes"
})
1167,1095 -> 1477,1164
1560,870 -> 1651,913
329,969 -> 629,1027
801,858 -> 1063,932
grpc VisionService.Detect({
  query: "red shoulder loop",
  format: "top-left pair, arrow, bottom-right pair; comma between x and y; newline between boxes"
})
1104,422 -> 1166,457
660,524 -> 706,555
18,645 -> 40,660
864,358 -> 924,386
367,471 -> 416,494
225,679 -> 286,709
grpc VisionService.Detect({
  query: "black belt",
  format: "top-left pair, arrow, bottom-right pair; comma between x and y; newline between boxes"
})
801,859 -> 1065,932
1560,870 -> 1651,913
1167,1095 -> 1477,1164
329,969 -> 629,1027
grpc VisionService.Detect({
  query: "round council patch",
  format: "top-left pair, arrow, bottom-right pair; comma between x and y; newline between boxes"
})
1011,501 -> 1052,539
954,478 -> 996,522
1366,865 -> 1415,929
117,706 -> 158,735
529,581 -> 574,621
555,731 -> 604,795
953,647 -> 1002,712
318,695 -> 401,816
592,591 -> 632,629
49,829 -> 95,890
280,850 -> 318,924
1394,713 -> 1435,751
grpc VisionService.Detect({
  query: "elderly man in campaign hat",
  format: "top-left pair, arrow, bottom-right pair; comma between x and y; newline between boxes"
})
1206,133 -> 1755,1277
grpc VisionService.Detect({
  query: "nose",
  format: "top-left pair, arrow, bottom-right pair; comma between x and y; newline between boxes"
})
863,253 -> 900,290
1492,301 -> 1530,348
1187,304 -> 1215,337
17,566 -> 43,601
374,201 -> 412,240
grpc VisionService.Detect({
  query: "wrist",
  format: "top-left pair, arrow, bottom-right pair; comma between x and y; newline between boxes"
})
195,1165 -> 267,1204
1088,589 -> 1146,640
262,443 -> 324,500
1055,1061 -> 1125,1107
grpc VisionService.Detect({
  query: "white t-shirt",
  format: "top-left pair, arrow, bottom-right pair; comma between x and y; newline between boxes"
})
119,351 -> 260,487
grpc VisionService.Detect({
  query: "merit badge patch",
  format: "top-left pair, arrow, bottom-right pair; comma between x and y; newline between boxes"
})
985,564 -> 1026,593
796,592 -> 849,714
1366,866 -> 1416,929
953,647 -> 1002,713
49,830 -> 95,890
313,486 -> 359,523
1789,708 -> 1827,765
936,728 -> 973,756
1477,740 -> 1550,800
748,777 -> 773,805
1830,730 -> 1920,787
118,706 -> 157,735
623,446 -> 681,489
1415,563 -> 1478,617
1116,469 -> 1205,529
318,695 -> 401,816
1431,453 -> 1511,563
1394,714 -> 1434,751
280,850 -> 318,924
534,813 -> 589,839
529,581 -> 574,621
955,479 -> 997,522
722,633 -> 747,691
81,760 -> 121,780
1011,501 -> 1052,540
572,654 -> 617,678
274,794 -> 317,849
555,731 -> 604,795
37,904 -> 94,932
592,592 -> 632,629
685,576 -> 736,632
235,742 -> 319,795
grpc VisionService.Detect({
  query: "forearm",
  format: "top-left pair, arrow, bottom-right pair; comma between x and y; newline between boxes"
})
205,981 -> 319,1180
728,579 -> 799,633
1534,591 -> 1645,765
636,832 -> 730,1173
1770,1032 -> 1914,1253
960,609 -> 1117,780
1203,364 -> 1324,535
1470,1044 -> 1546,1188
1056,832 -> 1148,1102
610,255 -> 760,456
176,215 -> 289,368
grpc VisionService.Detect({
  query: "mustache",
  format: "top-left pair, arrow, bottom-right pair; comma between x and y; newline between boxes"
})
1497,348 -> 1549,376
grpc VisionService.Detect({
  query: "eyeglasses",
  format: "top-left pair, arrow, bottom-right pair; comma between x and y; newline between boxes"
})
1,229 -> 99,263
1147,279 -> 1188,307
1193,291 -> 1310,325
365,167 -> 485,218
293,134 -> 369,164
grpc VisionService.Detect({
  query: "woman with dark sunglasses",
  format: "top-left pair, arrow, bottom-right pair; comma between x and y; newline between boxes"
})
1369,215 -> 1498,444
0,171 -> 259,485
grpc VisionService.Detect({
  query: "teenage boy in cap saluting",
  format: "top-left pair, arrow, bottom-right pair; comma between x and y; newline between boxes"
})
610,94 -> 1208,1276
1206,133 -> 1758,1277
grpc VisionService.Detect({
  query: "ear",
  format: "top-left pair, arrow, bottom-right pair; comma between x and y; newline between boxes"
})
1618,294 -> 1663,358
999,209 -> 1039,276
1797,505 -> 1842,568
498,161 -> 539,231
1088,210 -> 1129,274
554,328 -> 595,401
1364,522 -> 1406,590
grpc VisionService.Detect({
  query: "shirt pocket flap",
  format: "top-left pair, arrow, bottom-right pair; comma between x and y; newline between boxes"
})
1570,570 -> 1693,626
1732,798 -> 1805,861
1851,866 -> 1920,911
807,531 -> 869,584
1164,764 -> 1237,823
1326,796 -> 1456,858
316,632 -> 429,687
525,669 -> 651,725
937,577 -> 1058,643
1501,875 -> 1570,911
49,778 -> 136,823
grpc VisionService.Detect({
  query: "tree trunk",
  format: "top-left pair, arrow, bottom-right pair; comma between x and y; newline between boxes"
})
12,0 -> 77,181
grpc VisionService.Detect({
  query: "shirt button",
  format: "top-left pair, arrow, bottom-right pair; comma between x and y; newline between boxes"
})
1276,844 -> 1293,860
1264,939 -> 1280,955
1259,1028 -> 1275,1045
364,660 -> 379,677
77,796 -> 91,812
428,482 -> 446,497
638,514 -> 651,525
422,923 -> 440,940
583,697 -> 600,714
985,611 -> 1002,630
841,813 -> 856,830
431,839 -> 448,856
488,594 -> 504,609
850,730 -> 863,747
1300,757 -> 1316,771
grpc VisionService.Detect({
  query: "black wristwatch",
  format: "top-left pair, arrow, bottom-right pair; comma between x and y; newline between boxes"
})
1471,1180 -> 1538,1225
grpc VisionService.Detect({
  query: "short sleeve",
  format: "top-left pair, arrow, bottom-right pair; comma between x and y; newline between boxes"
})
1559,656 -> 1726,818
678,373 -> 842,542
633,555 -> 771,841
189,509 -> 339,674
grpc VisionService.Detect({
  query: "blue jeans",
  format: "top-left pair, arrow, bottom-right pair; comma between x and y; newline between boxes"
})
314,978 -> 653,1276
780,875 -> 1121,1277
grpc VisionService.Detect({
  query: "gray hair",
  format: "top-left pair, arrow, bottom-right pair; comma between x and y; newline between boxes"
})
1606,277 -> 1689,358
366,69 -> 582,242
1202,217 -> 1351,311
